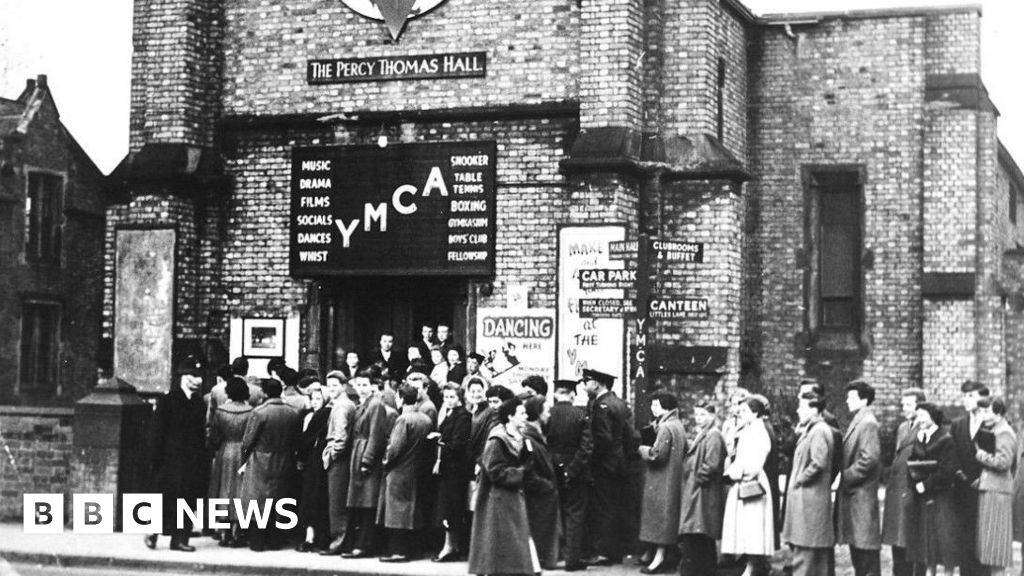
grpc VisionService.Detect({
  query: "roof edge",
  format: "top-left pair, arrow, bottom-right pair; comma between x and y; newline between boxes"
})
760,3 -> 981,24
999,140 -> 1024,194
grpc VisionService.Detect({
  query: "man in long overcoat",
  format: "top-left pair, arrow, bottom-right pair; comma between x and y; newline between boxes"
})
678,401 -> 727,576
882,388 -> 925,576
583,369 -> 631,566
546,380 -> 592,571
145,354 -> 209,552
239,378 -> 301,551
320,371 -> 357,555
343,372 -> 389,556
379,386 -> 434,562
837,380 -> 882,575
782,393 -> 836,576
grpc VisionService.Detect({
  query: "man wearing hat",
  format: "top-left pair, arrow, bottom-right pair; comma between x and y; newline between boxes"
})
144,354 -> 210,552
546,379 -> 593,571
581,369 -> 630,566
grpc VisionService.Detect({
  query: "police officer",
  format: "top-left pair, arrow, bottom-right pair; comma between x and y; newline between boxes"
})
546,380 -> 593,571
581,369 -> 631,566
145,354 -> 209,552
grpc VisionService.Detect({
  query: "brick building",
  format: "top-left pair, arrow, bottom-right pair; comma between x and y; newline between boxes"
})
105,0 -> 1024,438
0,75 -> 111,406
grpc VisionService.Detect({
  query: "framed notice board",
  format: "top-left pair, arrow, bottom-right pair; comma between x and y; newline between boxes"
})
290,141 -> 496,276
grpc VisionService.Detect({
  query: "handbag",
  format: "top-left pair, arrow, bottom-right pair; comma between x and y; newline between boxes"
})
737,479 -> 766,500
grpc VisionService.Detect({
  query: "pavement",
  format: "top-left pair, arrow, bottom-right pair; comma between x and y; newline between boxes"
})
0,521 -> 987,576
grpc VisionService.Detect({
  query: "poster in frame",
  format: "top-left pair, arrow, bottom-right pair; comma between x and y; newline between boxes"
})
242,318 -> 286,358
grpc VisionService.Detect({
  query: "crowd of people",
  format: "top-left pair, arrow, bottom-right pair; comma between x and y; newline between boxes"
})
143,325 -> 1024,576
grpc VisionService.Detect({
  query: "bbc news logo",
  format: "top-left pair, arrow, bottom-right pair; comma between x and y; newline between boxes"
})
24,494 -> 298,533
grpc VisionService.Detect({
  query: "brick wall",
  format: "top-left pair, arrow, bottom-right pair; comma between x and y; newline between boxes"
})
747,14 -> 930,429
0,81 -> 109,406
0,407 -> 73,520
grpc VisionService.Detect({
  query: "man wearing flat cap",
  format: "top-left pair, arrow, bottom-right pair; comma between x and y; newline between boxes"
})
145,354 -> 210,552
581,369 -> 631,566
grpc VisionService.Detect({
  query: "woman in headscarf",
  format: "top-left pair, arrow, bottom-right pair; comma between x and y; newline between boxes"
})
468,396 -> 539,576
207,376 -> 253,547
720,396 -> 775,576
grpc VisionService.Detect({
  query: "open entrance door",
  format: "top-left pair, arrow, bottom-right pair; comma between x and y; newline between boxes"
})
320,277 -> 467,370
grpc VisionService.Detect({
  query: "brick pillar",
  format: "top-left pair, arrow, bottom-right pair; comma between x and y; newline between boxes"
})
578,0 -> 644,129
919,10 -> 998,401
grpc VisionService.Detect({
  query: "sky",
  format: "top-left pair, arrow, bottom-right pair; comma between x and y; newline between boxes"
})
0,0 -> 1021,175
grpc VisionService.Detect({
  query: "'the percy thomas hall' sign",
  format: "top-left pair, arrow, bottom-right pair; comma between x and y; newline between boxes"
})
290,142 -> 496,277
308,52 -> 486,84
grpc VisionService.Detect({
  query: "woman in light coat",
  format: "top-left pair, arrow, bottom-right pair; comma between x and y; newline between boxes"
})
720,396 -> 775,576
975,397 -> 1017,575
206,377 -> 253,547
637,392 -> 688,574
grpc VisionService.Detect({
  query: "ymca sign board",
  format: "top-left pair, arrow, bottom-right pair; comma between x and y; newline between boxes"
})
289,142 -> 496,276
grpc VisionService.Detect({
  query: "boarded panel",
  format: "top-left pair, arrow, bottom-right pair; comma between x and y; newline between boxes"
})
114,229 -> 175,394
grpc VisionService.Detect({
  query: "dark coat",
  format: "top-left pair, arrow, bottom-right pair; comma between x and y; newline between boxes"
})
589,390 -> 629,476
239,398 -> 301,502
468,426 -> 534,575
836,407 -> 882,549
782,418 -> 835,549
905,426 -> 965,567
382,409 -> 434,530
435,405 -> 472,525
882,419 -> 917,548
152,387 -> 209,533
638,410 -> 688,545
298,405 -> 331,528
523,423 -> 561,569
347,394 -> 389,508
470,403 -> 499,467
679,422 -> 726,538
370,348 -> 407,379
447,362 -> 468,386
545,401 -> 593,486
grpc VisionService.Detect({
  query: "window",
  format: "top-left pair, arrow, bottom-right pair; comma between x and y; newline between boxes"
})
807,170 -> 863,333
25,171 -> 64,264
1011,182 -> 1020,225
19,301 -> 61,392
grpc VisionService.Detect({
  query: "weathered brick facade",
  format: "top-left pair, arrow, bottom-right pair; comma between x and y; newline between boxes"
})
0,407 -> 73,520
106,0 -> 1024,440
0,76 -> 112,406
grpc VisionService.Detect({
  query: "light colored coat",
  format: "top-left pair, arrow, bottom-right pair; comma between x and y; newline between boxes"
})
881,419 -> 916,548
782,417 -> 835,549
720,418 -> 775,555
836,406 -> 881,549
678,422 -> 726,538
977,419 -> 1016,494
639,410 -> 688,545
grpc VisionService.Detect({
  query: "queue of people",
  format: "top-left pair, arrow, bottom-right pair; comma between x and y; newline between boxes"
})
144,328 -> 1024,576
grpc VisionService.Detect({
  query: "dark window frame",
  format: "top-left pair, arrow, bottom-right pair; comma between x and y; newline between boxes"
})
18,299 -> 62,395
802,166 -> 866,349
1011,181 -> 1020,225
24,170 -> 65,265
